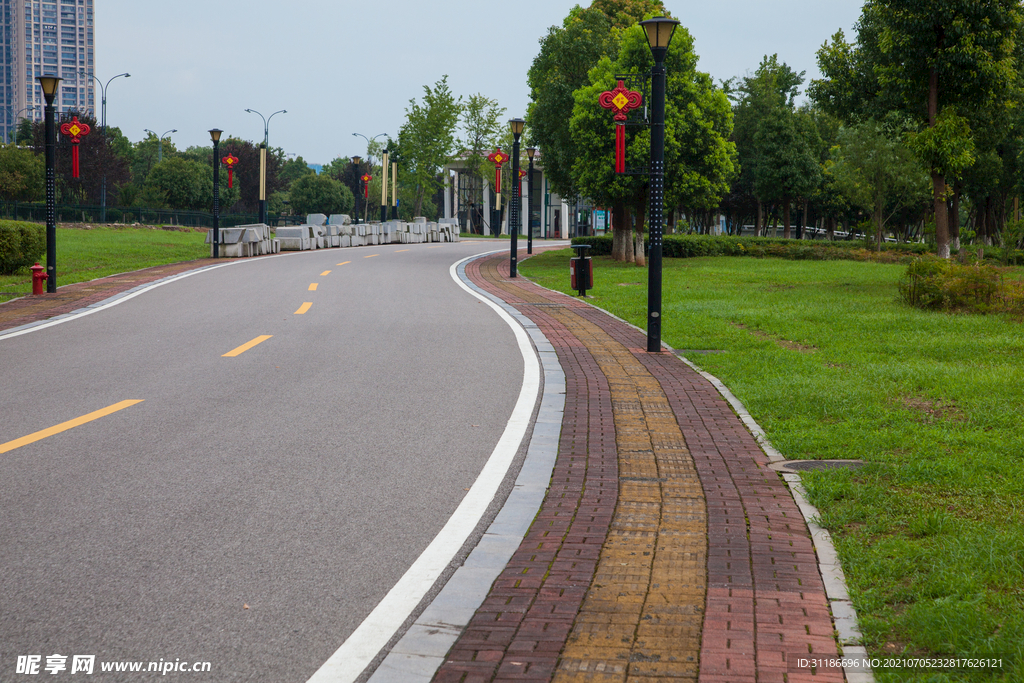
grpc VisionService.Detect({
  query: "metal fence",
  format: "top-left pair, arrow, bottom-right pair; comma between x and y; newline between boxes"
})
0,202 -> 306,229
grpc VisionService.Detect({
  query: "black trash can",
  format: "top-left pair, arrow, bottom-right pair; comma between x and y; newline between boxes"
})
570,244 -> 593,296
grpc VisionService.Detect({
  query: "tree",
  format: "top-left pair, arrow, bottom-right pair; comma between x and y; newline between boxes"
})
397,75 -> 462,217
279,155 -> 315,188
0,144 -> 44,201
289,174 -> 353,216
830,120 -> 929,249
216,138 -> 284,213
142,156 -> 238,211
753,104 -> 820,239
570,21 -> 735,260
811,1 -> 1022,257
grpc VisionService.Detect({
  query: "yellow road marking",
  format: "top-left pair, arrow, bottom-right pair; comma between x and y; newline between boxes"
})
428,246 -> 443,249
295,302 -> 313,314
222,335 -> 272,357
320,270 -> 332,276
395,249 -> 410,252
364,254 -> 379,258
0,400 -> 144,454
337,261 -> 351,266
308,283 -> 318,291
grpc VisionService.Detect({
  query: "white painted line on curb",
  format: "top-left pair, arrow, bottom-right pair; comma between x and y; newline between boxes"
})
306,249 -> 539,683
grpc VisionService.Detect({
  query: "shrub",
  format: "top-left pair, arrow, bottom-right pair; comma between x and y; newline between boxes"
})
0,220 -> 46,274
898,257 -> 1014,314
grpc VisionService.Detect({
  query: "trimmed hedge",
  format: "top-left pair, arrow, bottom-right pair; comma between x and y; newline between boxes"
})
571,234 -> 937,261
0,220 -> 46,275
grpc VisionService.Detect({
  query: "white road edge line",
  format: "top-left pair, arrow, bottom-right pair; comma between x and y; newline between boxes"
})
306,250 -> 540,683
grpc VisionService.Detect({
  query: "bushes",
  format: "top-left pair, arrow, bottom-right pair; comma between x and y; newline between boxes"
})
571,234 -> 932,262
898,256 -> 1024,316
0,220 -> 45,274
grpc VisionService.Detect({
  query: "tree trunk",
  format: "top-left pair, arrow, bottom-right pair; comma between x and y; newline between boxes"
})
949,185 -> 960,252
783,198 -> 791,239
756,199 -> 763,236
875,204 -> 884,252
634,202 -> 646,266
612,203 -> 627,261
928,66 -> 950,258
827,216 -> 835,241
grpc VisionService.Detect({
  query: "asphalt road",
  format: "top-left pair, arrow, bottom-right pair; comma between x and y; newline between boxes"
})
0,241 -> 525,681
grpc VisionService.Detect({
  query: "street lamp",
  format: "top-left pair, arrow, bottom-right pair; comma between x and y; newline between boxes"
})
352,132 -> 388,162
80,71 -> 129,223
245,108 -> 286,225
352,155 -> 362,223
143,128 -> 177,162
37,75 -> 60,293
526,147 -> 537,254
9,106 -> 37,145
210,129 -> 223,258
639,16 -> 678,353
508,118 -> 525,278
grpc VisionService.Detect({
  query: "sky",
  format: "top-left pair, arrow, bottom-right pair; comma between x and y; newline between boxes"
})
97,0 -> 865,166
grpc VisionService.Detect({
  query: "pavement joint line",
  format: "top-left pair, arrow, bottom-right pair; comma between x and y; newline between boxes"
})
0,400 -> 144,454
222,335 -> 273,358
366,253 -> 565,683
306,249 -> 540,683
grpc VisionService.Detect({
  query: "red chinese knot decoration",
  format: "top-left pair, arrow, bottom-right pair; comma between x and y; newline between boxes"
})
599,80 -> 643,173
360,173 -> 373,199
221,154 -> 239,188
59,116 -> 91,178
487,148 -> 509,193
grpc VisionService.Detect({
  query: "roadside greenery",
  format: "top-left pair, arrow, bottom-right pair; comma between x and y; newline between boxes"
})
0,226 -> 206,303
520,249 -> 1024,681
0,220 -> 45,274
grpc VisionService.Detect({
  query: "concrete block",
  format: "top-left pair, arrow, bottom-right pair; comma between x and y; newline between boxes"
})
306,213 -> 327,225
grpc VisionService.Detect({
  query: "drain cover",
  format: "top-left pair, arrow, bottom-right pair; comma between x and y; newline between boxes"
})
770,459 -> 867,473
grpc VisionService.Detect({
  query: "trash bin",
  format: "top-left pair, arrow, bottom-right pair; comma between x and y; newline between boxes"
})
570,244 -> 593,296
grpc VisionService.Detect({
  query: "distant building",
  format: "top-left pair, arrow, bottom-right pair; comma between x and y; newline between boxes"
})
307,163 -> 322,175
1,0 -> 95,143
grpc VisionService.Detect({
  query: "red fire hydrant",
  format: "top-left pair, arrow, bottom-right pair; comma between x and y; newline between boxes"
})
31,262 -> 47,295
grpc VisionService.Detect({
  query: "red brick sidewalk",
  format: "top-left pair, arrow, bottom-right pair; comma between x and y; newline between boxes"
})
435,252 -> 843,682
0,259 -> 218,333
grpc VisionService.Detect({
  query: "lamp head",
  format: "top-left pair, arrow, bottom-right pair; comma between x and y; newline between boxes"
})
37,75 -> 61,105
209,128 -> 223,144
526,147 -> 536,160
352,156 -> 362,166
508,118 -> 525,138
639,17 -> 679,60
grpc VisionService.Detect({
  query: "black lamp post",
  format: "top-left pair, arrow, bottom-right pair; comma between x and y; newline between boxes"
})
352,155 -> 362,224
639,16 -> 678,353
38,75 -> 60,293
508,118 -> 525,277
245,108 -> 286,225
526,147 -> 536,254
210,129 -> 223,258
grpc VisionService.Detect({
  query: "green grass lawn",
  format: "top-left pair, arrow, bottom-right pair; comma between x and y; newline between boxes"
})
521,249 -> 1024,682
0,226 -> 208,303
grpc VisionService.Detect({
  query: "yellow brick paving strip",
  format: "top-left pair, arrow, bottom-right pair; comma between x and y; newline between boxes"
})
479,266 -> 707,682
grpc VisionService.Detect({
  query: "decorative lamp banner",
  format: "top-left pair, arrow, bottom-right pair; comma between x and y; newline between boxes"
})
361,173 -> 372,199
487,148 -> 509,192
221,154 -> 239,188
59,116 -> 91,178
599,80 -> 642,173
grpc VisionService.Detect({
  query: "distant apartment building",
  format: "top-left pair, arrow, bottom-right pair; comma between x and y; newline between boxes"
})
1,0 -> 95,143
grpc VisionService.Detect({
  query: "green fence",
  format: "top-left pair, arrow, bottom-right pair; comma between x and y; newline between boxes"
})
0,202 -> 306,229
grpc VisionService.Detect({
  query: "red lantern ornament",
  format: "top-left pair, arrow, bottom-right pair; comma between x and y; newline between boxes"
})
361,173 -> 372,199
59,116 -> 92,178
599,80 -> 643,173
221,154 -> 239,188
518,168 -> 527,179
487,148 -> 509,193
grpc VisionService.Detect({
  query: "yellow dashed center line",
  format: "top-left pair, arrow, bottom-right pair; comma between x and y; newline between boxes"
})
320,270 -> 332,276
308,283 -> 318,291
337,261 -> 351,266
0,400 -> 144,455
395,249 -> 410,253
364,254 -> 379,258
295,302 -> 313,314
222,335 -> 272,357
428,246 -> 443,249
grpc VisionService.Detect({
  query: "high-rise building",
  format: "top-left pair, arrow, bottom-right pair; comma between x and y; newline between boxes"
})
1,0 -> 95,144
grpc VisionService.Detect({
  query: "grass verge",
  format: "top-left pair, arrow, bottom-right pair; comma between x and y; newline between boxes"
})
521,249 -> 1024,683
0,225 -> 208,303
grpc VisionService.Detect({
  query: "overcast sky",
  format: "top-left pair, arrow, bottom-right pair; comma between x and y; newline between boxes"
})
96,0 -> 864,166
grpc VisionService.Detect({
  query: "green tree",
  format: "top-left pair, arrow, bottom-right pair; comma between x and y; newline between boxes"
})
830,120 -> 929,249
289,174 -> 353,216
753,104 -> 821,239
397,75 -> 462,217
0,144 -> 44,201
279,155 -> 315,188
143,157 -> 238,211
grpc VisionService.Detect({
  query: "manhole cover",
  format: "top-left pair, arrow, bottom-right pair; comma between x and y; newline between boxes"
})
770,459 -> 867,473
